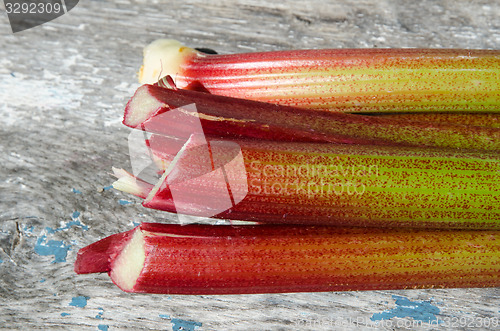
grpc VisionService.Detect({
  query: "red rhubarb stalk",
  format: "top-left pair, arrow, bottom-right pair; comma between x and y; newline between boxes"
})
74,223 -> 500,294
139,39 -> 500,113
124,83 -> 500,152
113,135 -> 500,229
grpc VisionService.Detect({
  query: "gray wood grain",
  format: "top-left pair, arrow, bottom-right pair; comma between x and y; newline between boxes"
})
0,0 -> 499,330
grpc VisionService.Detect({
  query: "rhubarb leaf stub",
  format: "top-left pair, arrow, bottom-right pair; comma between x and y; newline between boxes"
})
139,39 -> 200,85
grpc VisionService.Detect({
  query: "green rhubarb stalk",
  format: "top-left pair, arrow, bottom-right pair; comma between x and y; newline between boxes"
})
74,223 -> 500,294
139,39 -> 500,113
380,113 -> 500,129
114,135 -> 500,229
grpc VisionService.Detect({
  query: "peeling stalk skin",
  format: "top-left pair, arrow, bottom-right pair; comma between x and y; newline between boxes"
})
124,84 -> 500,152
139,39 -> 500,113
142,139 -> 500,229
74,223 -> 500,294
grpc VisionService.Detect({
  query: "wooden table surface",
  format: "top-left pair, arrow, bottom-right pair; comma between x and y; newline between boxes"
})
0,1 -> 498,330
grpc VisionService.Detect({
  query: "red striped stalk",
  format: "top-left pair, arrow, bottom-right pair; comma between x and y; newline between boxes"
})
124,83 -> 500,152
139,39 -> 500,113
74,223 -> 500,294
113,135 -> 500,229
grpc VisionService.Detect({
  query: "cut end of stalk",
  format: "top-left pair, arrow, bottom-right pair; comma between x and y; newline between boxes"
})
144,133 -> 207,205
139,39 -> 199,84
123,85 -> 165,128
112,167 -> 154,199
74,229 -> 135,275
109,228 -> 146,292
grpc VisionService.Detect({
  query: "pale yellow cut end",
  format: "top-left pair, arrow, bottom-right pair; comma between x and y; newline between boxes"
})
109,228 -> 146,292
139,39 -> 198,84
112,167 -> 154,198
125,85 -> 165,127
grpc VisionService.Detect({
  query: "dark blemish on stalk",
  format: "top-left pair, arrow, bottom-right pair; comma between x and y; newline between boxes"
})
195,47 -> 218,55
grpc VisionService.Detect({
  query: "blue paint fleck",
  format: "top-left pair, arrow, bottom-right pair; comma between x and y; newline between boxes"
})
97,325 -> 109,331
118,199 -> 133,205
23,225 -> 34,234
61,313 -> 71,317
103,185 -> 113,191
69,296 -> 90,308
159,314 -> 170,319
72,188 -> 82,194
0,259 -> 3,264
171,318 -> 202,331
371,295 -> 440,324
40,278 -> 46,283
34,235 -> 71,263
133,221 -> 141,227
95,307 -> 104,319
45,213 -> 88,234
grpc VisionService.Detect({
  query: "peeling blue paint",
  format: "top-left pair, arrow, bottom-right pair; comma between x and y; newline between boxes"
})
97,325 -> 109,331
171,318 -> 202,331
133,221 -> 141,227
371,295 -> 440,324
40,278 -> 46,283
72,188 -> 82,194
69,296 -> 90,308
118,199 -> 133,205
95,307 -> 104,319
45,212 -> 88,234
23,225 -> 34,234
0,259 -> 3,264
61,313 -> 71,317
159,314 -> 170,319
103,185 -> 113,191
34,235 -> 71,263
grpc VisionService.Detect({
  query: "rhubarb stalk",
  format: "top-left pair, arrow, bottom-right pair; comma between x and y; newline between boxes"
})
114,135 -> 500,229
74,223 -> 500,294
139,39 -> 500,113
380,113 -> 500,129
124,82 -> 500,152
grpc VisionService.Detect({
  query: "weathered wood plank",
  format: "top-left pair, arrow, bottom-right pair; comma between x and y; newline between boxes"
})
0,0 -> 498,330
